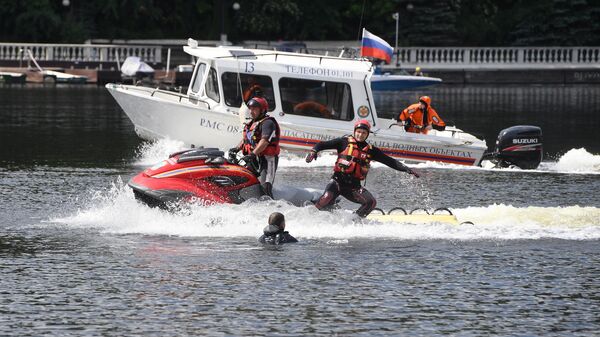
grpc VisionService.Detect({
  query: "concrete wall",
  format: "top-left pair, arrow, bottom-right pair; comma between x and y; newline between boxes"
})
421,68 -> 600,84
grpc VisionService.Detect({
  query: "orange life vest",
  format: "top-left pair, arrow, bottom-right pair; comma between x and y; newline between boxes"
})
334,136 -> 372,180
399,103 -> 445,134
242,115 -> 281,156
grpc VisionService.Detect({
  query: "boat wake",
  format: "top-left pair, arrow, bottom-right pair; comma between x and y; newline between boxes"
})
132,139 -> 600,175
540,148 -> 600,174
49,178 -> 600,241
418,148 -> 600,175
133,138 -> 186,166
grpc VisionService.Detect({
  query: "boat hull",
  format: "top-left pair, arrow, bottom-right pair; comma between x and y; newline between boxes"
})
371,74 -> 442,91
107,84 -> 486,166
0,72 -> 27,84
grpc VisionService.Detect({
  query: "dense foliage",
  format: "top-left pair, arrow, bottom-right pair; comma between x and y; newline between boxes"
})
1,0 -> 598,46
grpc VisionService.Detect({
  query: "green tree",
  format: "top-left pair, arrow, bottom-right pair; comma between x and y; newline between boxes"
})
548,0 -> 593,45
455,0 -> 506,46
12,0 -> 62,42
294,0 -> 346,40
235,0 -> 301,40
1,0 -> 600,45
402,0 -> 459,46
509,0 -> 554,45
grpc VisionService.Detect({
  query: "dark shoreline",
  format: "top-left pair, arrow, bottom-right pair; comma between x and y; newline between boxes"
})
417,68 -> 600,84
2,58 -> 600,85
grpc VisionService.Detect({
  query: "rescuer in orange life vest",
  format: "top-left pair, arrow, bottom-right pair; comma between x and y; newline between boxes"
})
305,120 -> 420,217
395,96 -> 446,134
229,97 -> 281,198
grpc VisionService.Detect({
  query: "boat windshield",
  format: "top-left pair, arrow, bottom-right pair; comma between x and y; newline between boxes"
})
190,63 -> 207,94
279,78 -> 354,121
205,68 -> 220,102
221,72 -> 276,111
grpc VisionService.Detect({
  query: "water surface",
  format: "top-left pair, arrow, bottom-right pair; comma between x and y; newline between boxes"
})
1,83 -> 599,336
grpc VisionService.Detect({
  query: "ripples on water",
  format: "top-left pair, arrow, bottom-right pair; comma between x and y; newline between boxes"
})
1,84 -> 600,336
3,232 -> 599,336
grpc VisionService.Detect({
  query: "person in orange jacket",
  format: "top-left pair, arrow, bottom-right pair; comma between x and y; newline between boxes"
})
242,77 -> 264,103
293,101 -> 332,118
395,96 -> 446,134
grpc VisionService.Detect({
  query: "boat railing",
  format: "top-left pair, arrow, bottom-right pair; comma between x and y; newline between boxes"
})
216,50 -> 370,67
0,43 -> 162,63
245,42 -> 361,58
115,84 -> 211,109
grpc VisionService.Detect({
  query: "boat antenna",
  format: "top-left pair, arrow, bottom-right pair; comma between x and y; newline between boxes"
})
235,57 -> 245,105
235,56 -> 248,125
356,0 -> 367,41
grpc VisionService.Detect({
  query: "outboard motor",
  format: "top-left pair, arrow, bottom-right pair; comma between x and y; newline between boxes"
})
483,125 -> 543,169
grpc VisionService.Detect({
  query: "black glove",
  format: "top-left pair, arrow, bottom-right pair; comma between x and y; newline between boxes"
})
241,153 -> 259,172
229,147 -> 239,155
407,168 -> 420,178
305,150 -> 317,163
241,153 -> 257,164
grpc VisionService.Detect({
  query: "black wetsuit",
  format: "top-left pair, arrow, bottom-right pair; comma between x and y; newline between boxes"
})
312,137 -> 411,217
258,225 -> 298,245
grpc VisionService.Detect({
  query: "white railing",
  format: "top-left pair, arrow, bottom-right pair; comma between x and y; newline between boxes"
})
2,43 -> 598,68
394,47 -> 600,67
252,44 -> 600,68
0,43 -> 162,63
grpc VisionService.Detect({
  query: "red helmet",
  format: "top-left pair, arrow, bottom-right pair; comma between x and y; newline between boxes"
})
419,96 -> 431,106
247,97 -> 268,113
354,119 -> 371,132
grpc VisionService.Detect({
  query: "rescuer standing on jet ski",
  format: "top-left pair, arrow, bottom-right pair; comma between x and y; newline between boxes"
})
306,119 -> 420,217
230,96 -> 281,198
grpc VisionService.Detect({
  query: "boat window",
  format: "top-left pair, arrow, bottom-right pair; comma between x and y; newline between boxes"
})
191,63 -> 207,93
279,78 -> 354,121
205,68 -> 220,102
221,72 -> 275,111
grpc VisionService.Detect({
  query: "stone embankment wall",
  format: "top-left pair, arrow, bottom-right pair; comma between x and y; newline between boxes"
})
1,42 -> 599,84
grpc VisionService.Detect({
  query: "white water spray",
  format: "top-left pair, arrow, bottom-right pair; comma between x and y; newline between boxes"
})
132,139 -> 600,175
51,178 -> 600,241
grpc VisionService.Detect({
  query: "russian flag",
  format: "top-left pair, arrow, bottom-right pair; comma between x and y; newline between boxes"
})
360,29 -> 394,64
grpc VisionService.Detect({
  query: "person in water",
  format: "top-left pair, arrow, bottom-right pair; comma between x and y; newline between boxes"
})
229,96 -> 281,198
305,119 -> 420,217
259,212 -> 298,245
395,96 -> 446,134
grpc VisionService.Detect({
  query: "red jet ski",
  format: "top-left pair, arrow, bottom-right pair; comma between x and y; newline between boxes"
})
129,148 -> 321,209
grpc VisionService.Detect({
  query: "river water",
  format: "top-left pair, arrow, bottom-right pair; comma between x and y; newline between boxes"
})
1,84 -> 599,336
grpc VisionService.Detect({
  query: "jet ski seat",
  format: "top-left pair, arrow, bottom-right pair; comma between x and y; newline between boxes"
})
176,148 -> 225,163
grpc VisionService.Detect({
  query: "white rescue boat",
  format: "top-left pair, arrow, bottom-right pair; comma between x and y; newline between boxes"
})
106,39 -> 489,166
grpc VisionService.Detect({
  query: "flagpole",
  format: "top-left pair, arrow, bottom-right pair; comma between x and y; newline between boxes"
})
360,28 -> 365,57
392,12 -> 399,65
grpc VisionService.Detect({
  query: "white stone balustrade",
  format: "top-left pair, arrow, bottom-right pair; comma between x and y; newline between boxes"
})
0,43 -> 162,64
1,43 -> 598,69
394,47 -> 600,68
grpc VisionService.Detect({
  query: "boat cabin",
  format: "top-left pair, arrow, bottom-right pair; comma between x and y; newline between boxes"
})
183,41 -> 378,131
